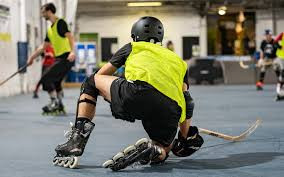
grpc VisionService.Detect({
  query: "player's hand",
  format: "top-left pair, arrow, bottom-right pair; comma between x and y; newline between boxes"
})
27,57 -> 34,66
67,51 -> 76,62
257,58 -> 264,66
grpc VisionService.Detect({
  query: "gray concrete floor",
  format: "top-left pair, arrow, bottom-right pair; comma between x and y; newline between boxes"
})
0,85 -> 283,177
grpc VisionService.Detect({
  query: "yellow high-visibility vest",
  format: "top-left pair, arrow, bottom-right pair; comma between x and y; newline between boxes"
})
276,34 -> 284,59
125,42 -> 187,123
47,18 -> 71,57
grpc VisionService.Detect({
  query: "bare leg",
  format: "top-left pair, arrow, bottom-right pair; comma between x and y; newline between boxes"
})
95,75 -> 119,101
77,75 -> 118,120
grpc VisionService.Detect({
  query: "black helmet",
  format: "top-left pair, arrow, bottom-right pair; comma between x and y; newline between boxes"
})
264,29 -> 272,35
131,16 -> 164,43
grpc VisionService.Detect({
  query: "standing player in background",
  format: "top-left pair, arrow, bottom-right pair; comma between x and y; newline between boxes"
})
27,3 -> 76,114
256,30 -> 278,90
273,32 -> 284,100
33,44 -> 55,98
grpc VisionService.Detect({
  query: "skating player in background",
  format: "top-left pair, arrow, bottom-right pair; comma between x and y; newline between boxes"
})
256,29 -> 278,90
274,32 -> 284,100
27,3 -> 75,114
53,16 -> 204,170
33,43 -> 55,99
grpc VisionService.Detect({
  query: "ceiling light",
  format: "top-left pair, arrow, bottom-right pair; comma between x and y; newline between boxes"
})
218,9 -> 226,15
238,11 -> 245,22
218,6 -> 227,15
127,2 -> 162,7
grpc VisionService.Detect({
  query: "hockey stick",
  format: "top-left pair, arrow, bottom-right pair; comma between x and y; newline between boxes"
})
198,119 -> 262,141
0,64 -> 28,86
239,60 -> 272,69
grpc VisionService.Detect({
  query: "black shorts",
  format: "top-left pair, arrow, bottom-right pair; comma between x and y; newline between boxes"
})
40,53 -> 74,92
110,78 -> 181,147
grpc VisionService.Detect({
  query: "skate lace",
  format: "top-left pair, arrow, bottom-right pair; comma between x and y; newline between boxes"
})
64,122 -> 75,140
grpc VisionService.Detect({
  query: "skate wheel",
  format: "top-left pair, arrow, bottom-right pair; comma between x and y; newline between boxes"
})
102,159 -> 114,168
69,157 -> 79,169
112,152 -> 124,162
123,145 -> 136,155
58,159 -> 65,166
63,159 -> 71,168
52,157 -> 59,165
135,138 -> 149,147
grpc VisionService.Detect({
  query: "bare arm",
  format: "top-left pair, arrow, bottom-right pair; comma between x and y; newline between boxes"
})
96,62 -> 117,76
260,51 -> 264,60
27,42 -> 49,66
65,32 -> 76,61
179,82 -> 191,137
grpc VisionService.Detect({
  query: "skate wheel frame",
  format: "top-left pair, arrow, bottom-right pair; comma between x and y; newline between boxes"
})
52,156 -> 79,169
102,138 -> 150,171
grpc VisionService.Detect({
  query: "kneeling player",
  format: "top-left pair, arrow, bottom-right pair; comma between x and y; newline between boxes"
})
53,16 -> 203,170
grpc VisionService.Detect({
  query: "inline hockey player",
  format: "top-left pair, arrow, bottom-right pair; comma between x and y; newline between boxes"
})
274,32 -> 284,100
27,3 -> 75,115
53,16 -> 203,170
256,30 -> 278,90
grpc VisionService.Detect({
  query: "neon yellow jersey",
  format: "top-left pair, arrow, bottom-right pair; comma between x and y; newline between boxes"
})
125,42 -> 188,123
276,34 -> 284,59
47,19 -> 71,57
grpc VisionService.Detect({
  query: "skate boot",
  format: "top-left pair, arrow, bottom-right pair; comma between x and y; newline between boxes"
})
53,119 -> 95,168
33,91 -> 39,99
275,94 -> 284,101
102,138 -> 162,171
275,83 -> 284,101
56,102 -> 67,115
42,98 -> 59,115
256,81 -> 263,91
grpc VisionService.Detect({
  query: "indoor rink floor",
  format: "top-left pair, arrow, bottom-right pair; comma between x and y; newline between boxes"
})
0,85 -> 283,177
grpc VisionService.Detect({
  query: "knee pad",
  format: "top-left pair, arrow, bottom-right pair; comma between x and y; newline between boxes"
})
80,73 -> 99,99
171,126 -> 204,157
183,90 -> 194,119
75,73 -> 99,121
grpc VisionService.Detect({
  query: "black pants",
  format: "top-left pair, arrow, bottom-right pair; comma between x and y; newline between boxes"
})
110,78 -> 181,147
40,54 -> 74,92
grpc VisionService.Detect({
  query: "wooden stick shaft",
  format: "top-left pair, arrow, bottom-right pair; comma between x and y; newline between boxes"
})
199,128 -> 236,141
0,65 -> 28,86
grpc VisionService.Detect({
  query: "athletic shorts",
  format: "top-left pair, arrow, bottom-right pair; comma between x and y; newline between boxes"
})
40,53 -> 74,92
110,78 -> 181,147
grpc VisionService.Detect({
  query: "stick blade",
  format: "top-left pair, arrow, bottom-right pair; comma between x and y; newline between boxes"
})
232,118 -> 262,141
199,118 -> 262,142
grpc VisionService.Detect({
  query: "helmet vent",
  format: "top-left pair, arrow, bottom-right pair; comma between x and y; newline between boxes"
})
158,26 -> 162,29
158,32 -> 162,34
145,30 -> 150,33
144,25 -> 149,28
